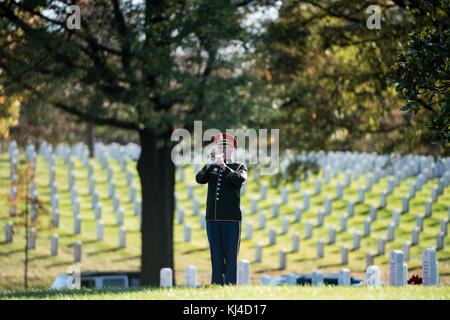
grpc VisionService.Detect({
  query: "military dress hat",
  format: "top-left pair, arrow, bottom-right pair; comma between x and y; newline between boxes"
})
214,133 -> 237,148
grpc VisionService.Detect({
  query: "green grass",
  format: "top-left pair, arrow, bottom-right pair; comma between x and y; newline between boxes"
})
0,151 -> 449,292
1,285 -> 449,300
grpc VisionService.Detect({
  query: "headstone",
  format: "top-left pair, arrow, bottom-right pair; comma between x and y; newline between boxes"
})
377,236 -> 386,255
328,225 -> 336,245
185,265 -> 197,287
440,218 -> 448,236
353,230 -> 361,250
403,263 -> 408,286
317,210 -> 325,227
425,199 -> 432,218
187,183 -> 194,200
366,265 -> 380,286
392,209 -> 400,227
292,232 -> 300,253
281,187 -> 288,205
416,214 -> 424,231
255,242 -> 263,262
200,213 -> 206,230
358,186 -> 365,203
251,197 -> 258,214
412,227 -> 420,246
315,178 -> 322,195
389,250 -> 404,286
293,180 -> 301,193
177,208 -> 184,225
269,227 -> 276,245
97,220 -> 104,241
347,200 -> 355,218
294,205 -> 303,222
436,232 -> 444,251
324,196 -> 332,215
340,214 -> 348,232
311,271 -> 324,286
51,234 -> 58,256
370,205 -> 377,221
134,199 -> 142,216
260,182 -> 267,200
317,239 -> 324,258
305,220 -> 313,239
379,190 -> 387,209
184,223 -> 191,242
336,181 -> 344,200
422,248 -> 438,285
402,196 -> 410,214
74,240 -> 82,262
338,268 -> 351,286
387,222 -> 395,242
5,222 -> 13,243
116,207 -> 124,226
279,249 -> 287,270
272,201 -> 280,218
403,241 -> 411,261
363,218 -> 371,237
52,209 -> 59,228
74,215 -> 81,235
258,211 -> 266,230
341,245 -> 349,265
160,268 -> 173,288
119,226 -> 126,248
193,197 -> 200,216
95,203 -> 102,220
366,252 -> 375,270
237,260 -> 250,285
303,191 -> 311,210
281,216 -> 289,235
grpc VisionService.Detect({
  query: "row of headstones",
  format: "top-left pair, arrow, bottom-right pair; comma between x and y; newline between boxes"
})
5,226 -> 128,260
158,247 -> 441,287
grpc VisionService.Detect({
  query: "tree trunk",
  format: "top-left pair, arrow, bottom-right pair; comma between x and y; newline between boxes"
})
137,128 -> 175,287
86,121 -> 94,158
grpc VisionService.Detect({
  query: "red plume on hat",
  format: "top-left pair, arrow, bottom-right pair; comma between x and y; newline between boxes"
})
214,133 -> 237,148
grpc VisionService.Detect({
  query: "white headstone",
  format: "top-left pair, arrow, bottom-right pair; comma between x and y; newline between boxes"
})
412,227 -> 420,246
366,265 -> 380,286
317,239 -> 324,258
416,214 -> 424,231
292,232 -> 300,253
338,268 -> 351,286
160,267 -> 173,288
340,214 -> 348,232
363,218 -> 371,237
317,210 -> 325,227
258,211 -> 266,230
255,242 -> 263,263
269,227 -> 276,246
306,220 -> 313,239
440,218 -> 448,236
185,265 -> 197,287
5,222 -> 13,243
281,216 -> 289,235
370,205 -> 377,221
422,248 -> 438,286
341,245 -> 349,265
97,220 -> 104,241
294,205 -> 302,222
425,199 -> 432,218
378,237 -> 386,255
74,215 -> 81,235
387,222 -> 395,242
51,234 -> 58,256
436,232 -> 444,251
353,230 -> 361,250
328,225 -> 336,245
311,271 -> 324,286
119,226 -> 126,248
237,260 -> 250,285
403,241 -> 411,261
389,250 -> 404,286
184,223 -> 191,242
74,240 -> 82,262
279,249 -> 287,270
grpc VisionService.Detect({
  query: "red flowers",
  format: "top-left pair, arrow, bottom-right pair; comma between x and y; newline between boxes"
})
407,274 -> 422,285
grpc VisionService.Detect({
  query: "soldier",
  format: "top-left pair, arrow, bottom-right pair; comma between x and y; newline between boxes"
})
195,133 -> 248,285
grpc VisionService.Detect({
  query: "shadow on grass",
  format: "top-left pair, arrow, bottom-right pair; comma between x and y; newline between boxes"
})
0,248 -> 24,256
0,286 -> 159,300
111,255 -> 140,262
87,247 -> 122,256
183,247 -> 208,254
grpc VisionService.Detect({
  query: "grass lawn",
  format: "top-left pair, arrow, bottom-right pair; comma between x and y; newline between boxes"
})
0,285 -> 449,300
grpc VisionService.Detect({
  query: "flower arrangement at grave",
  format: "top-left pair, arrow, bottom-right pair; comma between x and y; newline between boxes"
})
407,274 -> 422,285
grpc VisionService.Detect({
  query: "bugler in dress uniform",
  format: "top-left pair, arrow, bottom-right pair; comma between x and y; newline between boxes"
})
195,133 -> 248,285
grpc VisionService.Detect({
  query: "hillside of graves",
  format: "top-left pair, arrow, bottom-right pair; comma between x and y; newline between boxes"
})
1,141 -> 449,290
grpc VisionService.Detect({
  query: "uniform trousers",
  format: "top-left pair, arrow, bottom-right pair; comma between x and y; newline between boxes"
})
206,220 -> 241,285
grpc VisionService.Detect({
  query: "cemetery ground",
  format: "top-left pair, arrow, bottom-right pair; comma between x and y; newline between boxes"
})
0,284 -> 449,300
1,150 -> 449,298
